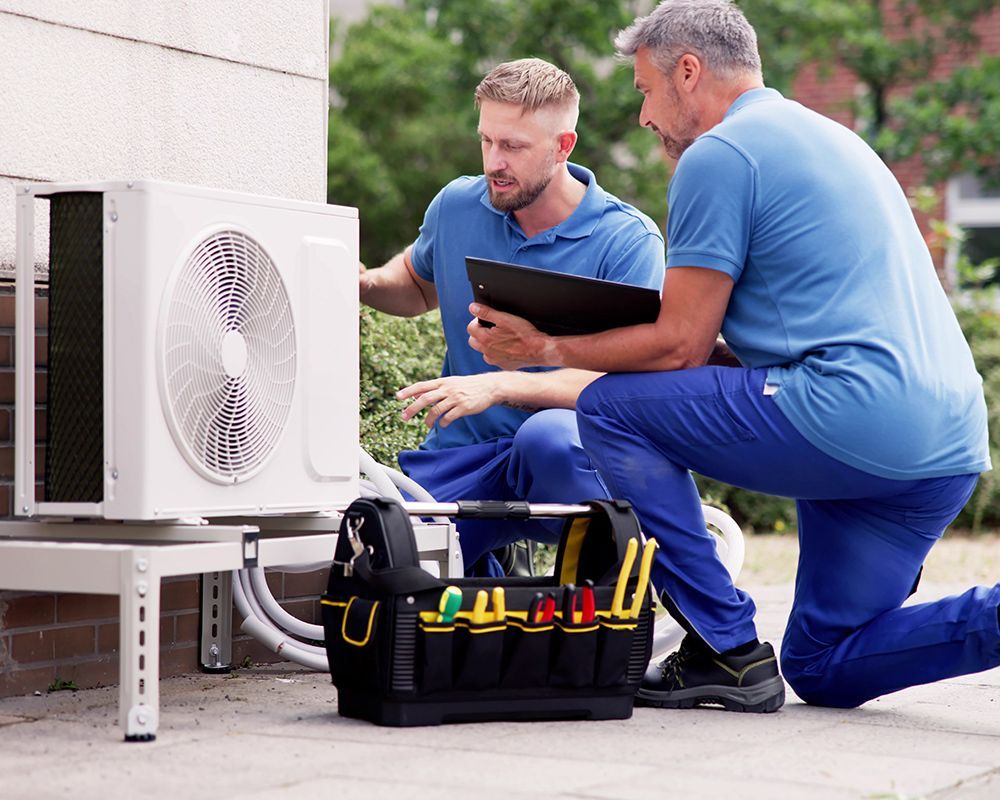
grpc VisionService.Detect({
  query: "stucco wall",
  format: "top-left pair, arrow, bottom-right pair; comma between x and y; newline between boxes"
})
0,0 -> 331,277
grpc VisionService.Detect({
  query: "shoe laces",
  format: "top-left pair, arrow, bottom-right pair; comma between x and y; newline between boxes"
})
656,639 -> 698,688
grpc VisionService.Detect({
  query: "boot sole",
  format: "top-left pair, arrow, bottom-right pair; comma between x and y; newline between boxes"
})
635,675 -> 786,713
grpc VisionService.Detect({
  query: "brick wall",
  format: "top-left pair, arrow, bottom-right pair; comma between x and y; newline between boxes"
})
0,286 -> 329,697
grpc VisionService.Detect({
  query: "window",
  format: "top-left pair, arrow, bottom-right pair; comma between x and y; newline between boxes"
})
947,174 -> 1000,289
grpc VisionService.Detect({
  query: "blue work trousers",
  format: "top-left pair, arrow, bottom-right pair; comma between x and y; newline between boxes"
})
399,409 -> 608,575
577,366 -> 999,708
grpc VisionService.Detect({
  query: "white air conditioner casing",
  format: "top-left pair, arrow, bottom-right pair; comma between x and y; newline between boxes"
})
15,180 -> 359,520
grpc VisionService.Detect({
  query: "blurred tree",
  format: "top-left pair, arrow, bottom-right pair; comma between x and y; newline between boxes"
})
773,0 -> 1000,182
740,0 -> 858,93
327,8 -> 481,268
330,1 -> 1000,264
834,1 -> 997,147
879,56 -> 1000,185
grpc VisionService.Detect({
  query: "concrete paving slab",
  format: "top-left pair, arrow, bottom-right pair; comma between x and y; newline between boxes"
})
934,769 -> 1000,800
244,777 -> 547,800
578,769 -> 862,800
693,734 -> 984,797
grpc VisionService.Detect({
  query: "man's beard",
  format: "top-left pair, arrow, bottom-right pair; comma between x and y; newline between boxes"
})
655,87 -> 699,159
658,129 -> 696,160
487,155 -> 556,212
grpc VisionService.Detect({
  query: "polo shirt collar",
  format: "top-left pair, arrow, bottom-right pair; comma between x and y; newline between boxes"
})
725,87 -> 783,119
477,162 -> 603,240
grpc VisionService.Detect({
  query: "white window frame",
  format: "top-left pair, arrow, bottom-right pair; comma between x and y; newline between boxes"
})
946,174 -> 1000,289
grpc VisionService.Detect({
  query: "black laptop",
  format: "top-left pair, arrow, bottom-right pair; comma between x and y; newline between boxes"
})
466,256 -> 661,336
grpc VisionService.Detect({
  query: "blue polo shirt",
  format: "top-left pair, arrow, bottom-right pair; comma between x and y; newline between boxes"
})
667,88 -> 990,479
410,162 -> 665,450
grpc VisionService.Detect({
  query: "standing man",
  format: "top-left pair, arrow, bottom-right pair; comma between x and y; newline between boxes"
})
360,58 -> 664,575
469,0 -> 993,712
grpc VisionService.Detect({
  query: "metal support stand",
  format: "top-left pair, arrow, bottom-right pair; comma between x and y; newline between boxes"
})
121,548 -> 159,741
200,571 -> 233,674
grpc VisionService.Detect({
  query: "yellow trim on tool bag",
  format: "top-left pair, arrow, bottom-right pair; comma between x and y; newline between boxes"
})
598,619 -> 638,631
418,611 -> 457,631
554,620 -> 600,634
320,599 -> 348,608
453,618 -> 506,634
505,618 -> 554,633
342,596 -> 379,647
559,517 -> 591,585
419,622 -> 456,633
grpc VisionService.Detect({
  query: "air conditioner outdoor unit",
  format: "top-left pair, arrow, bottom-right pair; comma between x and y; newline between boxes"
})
14,180 -> 359,520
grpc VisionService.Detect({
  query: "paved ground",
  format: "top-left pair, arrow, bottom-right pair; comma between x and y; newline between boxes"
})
1,534 -> 998,800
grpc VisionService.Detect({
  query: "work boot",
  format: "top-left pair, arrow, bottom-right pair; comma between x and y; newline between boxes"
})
636,635 -> 785,713
491,540 -> 535,577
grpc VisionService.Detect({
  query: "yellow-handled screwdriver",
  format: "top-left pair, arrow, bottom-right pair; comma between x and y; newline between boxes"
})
629,538 -> 658,619
471,589 -> 489,625
610,536 -> 639,618
492,586 -> 506,623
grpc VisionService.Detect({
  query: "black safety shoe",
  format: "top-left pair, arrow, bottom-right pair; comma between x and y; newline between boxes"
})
492,540 -> 535,577
636,635 -> 785,713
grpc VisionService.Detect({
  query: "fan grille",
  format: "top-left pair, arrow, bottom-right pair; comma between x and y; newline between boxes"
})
162,230 -> 296,483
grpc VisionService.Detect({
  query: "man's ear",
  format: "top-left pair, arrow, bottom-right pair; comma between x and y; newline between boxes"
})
555,130 -> 578,162
676,53 -> 702,94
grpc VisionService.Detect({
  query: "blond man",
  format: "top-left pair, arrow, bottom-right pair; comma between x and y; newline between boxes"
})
360,58 -> 664,575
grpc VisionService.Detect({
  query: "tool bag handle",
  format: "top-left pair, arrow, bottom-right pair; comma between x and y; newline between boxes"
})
553,499 -> 644,587
331,496 -> 643,594
332,497 -> 441,595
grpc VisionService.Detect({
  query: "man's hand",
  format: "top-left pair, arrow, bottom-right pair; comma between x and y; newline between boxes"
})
358,260 -> 372,299
396,374 -> 503,429
466,303 -> 558,370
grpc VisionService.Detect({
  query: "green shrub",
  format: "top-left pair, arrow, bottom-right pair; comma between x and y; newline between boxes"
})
359,306 -> 444,466
954,306 -> 1000,531
693,475 -> 796,535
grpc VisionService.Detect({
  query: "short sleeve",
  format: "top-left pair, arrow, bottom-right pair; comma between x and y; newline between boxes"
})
666,135 -> 757,281
604,231 -> 665,291
409,187 -> 446,282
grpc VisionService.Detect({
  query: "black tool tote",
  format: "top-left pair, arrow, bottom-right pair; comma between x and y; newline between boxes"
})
321,497 -> 654,726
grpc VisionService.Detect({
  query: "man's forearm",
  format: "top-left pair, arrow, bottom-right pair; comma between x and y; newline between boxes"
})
495,368 -> 604,411
546,322 -> 711,373
361,250 -> 437,317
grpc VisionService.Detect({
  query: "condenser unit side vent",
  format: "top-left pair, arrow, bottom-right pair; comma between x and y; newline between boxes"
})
45,193 -> 104,503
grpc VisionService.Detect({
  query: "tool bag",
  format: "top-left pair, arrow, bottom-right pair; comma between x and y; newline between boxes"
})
321,497 -> 654,726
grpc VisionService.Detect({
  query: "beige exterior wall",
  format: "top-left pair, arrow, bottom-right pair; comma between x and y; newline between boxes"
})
0,0 -> 332,276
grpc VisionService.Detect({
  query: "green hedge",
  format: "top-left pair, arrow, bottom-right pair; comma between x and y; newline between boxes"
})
359,306 -> 444,466
358,305 -> 1000,533
953,306 -> 1000,531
